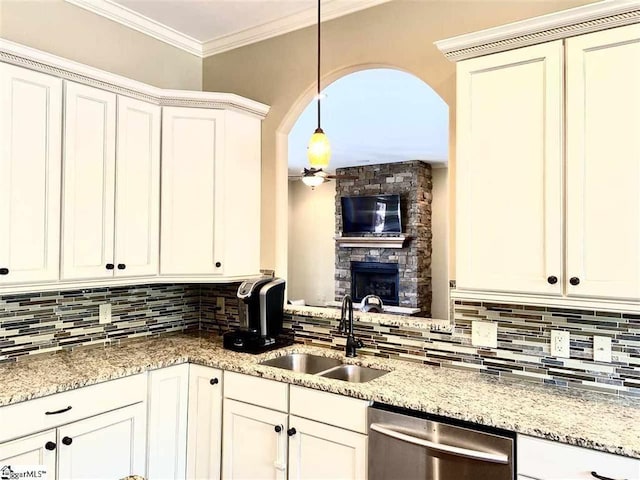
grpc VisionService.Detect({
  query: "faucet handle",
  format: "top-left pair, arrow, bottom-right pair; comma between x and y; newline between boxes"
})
356,338 -> 364,348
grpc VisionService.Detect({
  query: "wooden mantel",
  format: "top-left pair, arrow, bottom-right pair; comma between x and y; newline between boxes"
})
335,236 -> 409,249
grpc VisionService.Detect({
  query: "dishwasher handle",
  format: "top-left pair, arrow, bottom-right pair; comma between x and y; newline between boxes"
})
370,423 -> 510,465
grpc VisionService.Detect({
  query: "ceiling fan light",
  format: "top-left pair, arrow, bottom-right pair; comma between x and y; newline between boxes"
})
301,174 -> 325,188
307,128 -> 331,169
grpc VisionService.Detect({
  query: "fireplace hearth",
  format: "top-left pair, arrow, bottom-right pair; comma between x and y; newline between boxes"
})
351,261 -> 399,306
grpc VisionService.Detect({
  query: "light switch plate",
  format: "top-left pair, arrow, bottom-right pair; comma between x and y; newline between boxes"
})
471,321 -> 497,348
99,303 -> 111,324
550,330 -> 570,358
216,297 -> 225,315
593,336 -> 612,363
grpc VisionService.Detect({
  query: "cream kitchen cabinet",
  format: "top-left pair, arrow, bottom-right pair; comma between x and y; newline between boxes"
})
222,372 -> 368,480
0,63 -> 62,285
518,435 -> 640,480
160,107 -> 261,279
453,22 -> 640,308
0,374 -> 147,480
62,82 -> 160,281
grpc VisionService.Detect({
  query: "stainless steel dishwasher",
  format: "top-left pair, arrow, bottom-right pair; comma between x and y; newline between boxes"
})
368,404 -> 516,480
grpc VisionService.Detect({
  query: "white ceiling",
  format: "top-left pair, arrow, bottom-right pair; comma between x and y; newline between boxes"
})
66,0 -> 390,57
288,68 -> 449,176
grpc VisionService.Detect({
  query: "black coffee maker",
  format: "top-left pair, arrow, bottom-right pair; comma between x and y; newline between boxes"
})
223,276 -> 292,353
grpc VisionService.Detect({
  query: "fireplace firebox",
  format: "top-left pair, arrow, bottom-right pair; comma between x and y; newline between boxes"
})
351,261 -> 399,306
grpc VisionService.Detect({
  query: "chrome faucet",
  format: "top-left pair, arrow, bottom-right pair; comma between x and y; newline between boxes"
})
339,294 -> 364,357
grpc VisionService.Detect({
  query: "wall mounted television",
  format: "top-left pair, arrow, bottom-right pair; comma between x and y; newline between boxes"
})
341,194 -> 402,234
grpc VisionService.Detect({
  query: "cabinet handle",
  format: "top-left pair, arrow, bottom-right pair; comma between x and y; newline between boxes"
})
287,427 -> 297,437
274,425 -> 286,471
44,441 -> 56,451
45,406 -> 72,415
117,263 -> 126,270
215,262 -> 222,268
0,268 -> 8,275
210,377 -> 219,385
274,425 -> 282,433
106,263 -> 115,270
547,276 -> 558,285
569,277 -> 580,286
61,436 -> 73,446
591,472 -> 623,480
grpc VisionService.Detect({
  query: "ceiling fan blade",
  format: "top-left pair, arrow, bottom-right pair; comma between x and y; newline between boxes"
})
327,174 -> 358,179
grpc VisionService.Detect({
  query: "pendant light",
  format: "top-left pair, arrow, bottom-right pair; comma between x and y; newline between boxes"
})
307,0 -> 331,170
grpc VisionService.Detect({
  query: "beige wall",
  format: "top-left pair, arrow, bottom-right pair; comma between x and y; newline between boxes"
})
202,0 -> 594,277
0,0 -> 202,90
287,179 -> 336,306
431,167 -> 449,320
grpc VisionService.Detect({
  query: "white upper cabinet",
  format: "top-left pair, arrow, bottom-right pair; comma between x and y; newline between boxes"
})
115,96 -> 160,278
161,107 -> 261,278
62,82 -> 117,280
0,64 -> 62,285
62,82 -> 160,281
456,41 -> 564,295
565,24 -> 640,301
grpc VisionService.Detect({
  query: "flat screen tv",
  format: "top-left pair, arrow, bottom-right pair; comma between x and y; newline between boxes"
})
341,194 -> 402,234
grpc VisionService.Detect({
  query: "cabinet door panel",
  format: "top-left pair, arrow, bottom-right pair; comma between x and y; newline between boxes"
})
566,24 -> 640,300
161,107 -> 225,276
0,64 -> 62,284
222,399 -> 287,480
57,403 -> 146,480
288,415 -> 367,480
115,96 -> 160,278
62,82 -> 116,280
147,364 -> 189,480
186,365 -> 222,480
0,430 -> 57,477
456,41 -> 563,295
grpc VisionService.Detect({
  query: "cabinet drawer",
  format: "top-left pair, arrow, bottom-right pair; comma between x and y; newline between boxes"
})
290,386 -> 370,434
518,435 -> 640,480
0,374 -> 146,443
224,372 -> 288,412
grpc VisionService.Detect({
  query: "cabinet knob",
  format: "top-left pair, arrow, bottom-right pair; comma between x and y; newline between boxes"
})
105,263 -> 114,270
0,268 -> 8,275
547,276 -> 558,285
44,441 -> 56,451
61,436 -> 73,446
117,263 -> 126,270
569,277 -> 580,286
274,425 -> 282,433
209,377 -> 219,385
287,428 -> 297,437
215,262 -> 222,268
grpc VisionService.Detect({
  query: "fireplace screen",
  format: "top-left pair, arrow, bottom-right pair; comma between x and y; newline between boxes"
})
351,261 -> 399,306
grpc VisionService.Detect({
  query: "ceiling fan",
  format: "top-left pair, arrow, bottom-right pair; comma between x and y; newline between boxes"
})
289,168 -> 357,188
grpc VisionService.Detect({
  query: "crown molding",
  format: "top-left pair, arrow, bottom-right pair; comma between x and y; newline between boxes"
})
201,0 -> 390,57
435,0 -> 640,62
0,38 -> 270,118
66,0 -> 203,56
65,0 -> 390,58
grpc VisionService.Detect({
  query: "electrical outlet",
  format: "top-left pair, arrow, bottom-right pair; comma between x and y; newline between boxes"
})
216,297 -> 225,315
550,330 -> 570,358
471,321 -> 497,348
99,303 -> 111,324
593,336 -> 612,363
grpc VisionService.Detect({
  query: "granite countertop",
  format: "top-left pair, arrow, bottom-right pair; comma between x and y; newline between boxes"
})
2,332 -> 639,459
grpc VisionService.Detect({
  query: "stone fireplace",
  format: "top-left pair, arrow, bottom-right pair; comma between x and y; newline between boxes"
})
335,161 -> 432,316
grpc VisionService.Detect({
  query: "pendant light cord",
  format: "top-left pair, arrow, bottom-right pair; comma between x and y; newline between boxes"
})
316,0 -> 321,130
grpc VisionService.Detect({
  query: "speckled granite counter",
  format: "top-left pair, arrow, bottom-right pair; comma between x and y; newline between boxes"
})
2,333 -> 639,459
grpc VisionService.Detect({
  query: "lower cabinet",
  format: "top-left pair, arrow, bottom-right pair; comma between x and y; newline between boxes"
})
518,435 -> 640,480
0,404 -> 145,480
222,372 -> 369,480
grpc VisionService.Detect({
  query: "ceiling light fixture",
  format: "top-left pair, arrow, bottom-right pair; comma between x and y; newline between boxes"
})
301,174 -> 325,188
307,0 -> 331,170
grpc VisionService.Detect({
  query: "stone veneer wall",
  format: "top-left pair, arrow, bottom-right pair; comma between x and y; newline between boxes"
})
334,161 -> 433,315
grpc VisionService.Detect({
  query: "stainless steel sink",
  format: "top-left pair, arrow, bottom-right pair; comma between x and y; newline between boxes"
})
319,364 -> 389,383
259,353 -> 342,374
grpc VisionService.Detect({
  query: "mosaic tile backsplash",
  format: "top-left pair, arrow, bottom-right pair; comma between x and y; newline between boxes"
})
2,282 -> 639,398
